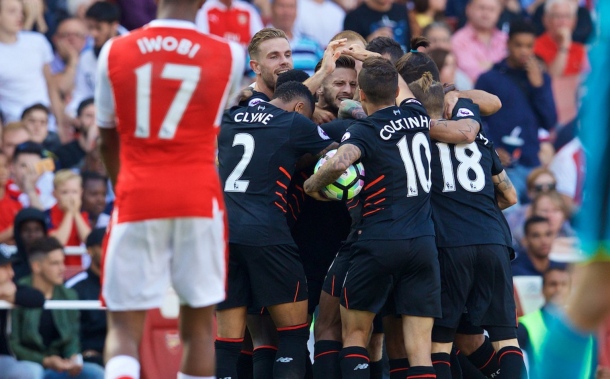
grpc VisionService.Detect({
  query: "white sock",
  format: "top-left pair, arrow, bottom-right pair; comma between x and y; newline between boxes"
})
105,355 -> 140,379
177,373 -> 215,379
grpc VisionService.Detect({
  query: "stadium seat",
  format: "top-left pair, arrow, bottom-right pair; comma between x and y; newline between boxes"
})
140,308 -> 182,379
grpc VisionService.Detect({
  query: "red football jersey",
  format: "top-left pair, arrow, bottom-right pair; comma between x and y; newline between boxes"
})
95,19 -> 244,223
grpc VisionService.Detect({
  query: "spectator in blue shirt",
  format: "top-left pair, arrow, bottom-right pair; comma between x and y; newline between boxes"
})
512,216 -> 566,277
268,0 -> 323,76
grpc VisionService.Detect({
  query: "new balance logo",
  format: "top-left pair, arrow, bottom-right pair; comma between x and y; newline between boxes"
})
354,363 -> 369,370
276,357 -> 294,363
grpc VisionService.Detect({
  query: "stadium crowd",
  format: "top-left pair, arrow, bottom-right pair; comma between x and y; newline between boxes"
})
0,0 -> 601,377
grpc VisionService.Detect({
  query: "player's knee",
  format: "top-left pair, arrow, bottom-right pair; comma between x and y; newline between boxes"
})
454,333 -> 485,355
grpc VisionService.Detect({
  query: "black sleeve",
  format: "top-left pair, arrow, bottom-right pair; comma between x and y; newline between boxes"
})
14,285 -> 45,308
321,119 -> 353,142
289,114 -> 333,155
517,324 -> 530,352
52,141 -> 86,170
491,144 -> 504,176
450,98 -> 482,126
339,120 -> 376,159
399,98 -> 429,117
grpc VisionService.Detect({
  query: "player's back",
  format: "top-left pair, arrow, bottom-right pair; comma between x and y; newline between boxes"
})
99,20 -> 242,223
342,99 -> 435,240
429,99 -> 512,248
218,103 -> 331,247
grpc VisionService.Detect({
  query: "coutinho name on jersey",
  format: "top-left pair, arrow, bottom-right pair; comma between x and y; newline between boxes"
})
136,36 -> 201,58
379,114 -> 430,140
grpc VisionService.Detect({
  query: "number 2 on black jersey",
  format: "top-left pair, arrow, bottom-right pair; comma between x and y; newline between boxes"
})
224,133 -> 255,193
436,142 -> 485,192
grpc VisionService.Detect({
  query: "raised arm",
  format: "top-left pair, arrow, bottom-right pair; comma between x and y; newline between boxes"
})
444,90 -> 502,118
492,170 -> 518,210
304,39 -> 347,95
304,143 -> 361,200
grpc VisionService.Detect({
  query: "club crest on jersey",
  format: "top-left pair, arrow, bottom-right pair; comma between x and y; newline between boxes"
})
318,126 -> 331,140
456,108 -> 475,117
393,109 -> 401,115
258,105 -> 266,111
341,132 -> 351,142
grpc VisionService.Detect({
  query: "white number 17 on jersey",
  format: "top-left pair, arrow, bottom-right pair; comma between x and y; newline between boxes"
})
134,62 -> 201,139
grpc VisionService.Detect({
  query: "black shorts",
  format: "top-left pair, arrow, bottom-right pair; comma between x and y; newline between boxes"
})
340,237 -> 441,317
322,242 -> 353,298
298,241 -> 342,314
218,243 -> 309,310
433,244 -> 517,341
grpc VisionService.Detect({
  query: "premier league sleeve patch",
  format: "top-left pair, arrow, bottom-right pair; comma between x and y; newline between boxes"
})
341,132 -> 351,142
248,98 -> 264,107
456,108 -> 475,117
318,126 -> 331,140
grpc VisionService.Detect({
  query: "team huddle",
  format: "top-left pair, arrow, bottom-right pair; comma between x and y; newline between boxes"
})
96,1 -> 526,378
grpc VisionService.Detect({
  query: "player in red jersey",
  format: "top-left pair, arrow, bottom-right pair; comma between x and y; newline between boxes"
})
95,0 -> 244,378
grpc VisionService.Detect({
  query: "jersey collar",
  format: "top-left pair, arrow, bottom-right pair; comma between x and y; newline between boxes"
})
148,19 -> 197,30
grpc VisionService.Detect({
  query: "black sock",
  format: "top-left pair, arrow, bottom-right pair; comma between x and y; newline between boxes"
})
370,360 -> 383,378
305,347 -> 313,379
340,346 -> 370,379
389,358 -> 410,379
497,346 -> 525,379
457,351 -> 485,379
467,337 -> 500,379
313,340 -> 342,379
274,323 -> 310,379
450,349 -> 462,379
215,338 -> 243,379
237,350 -> 254,379
253,346 -> 277,379
432,353 -> 451,379
406,366 -> 436,379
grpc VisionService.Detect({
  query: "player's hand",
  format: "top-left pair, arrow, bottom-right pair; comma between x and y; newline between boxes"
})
495,148 -> 513,167
443,91 -> 459,119
306,190 -> 332,202
342,44 -> 381,62
320,38 -> 347,75
525,55 -> 544,88
313,107 -> 336,125
237,87 -> 254,104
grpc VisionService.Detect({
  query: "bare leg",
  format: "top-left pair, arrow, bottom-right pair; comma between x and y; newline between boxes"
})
179,305 -> 216,376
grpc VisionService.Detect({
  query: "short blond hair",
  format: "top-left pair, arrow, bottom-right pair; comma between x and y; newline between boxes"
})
53,169 -> 81,189
248,28 -> 288,59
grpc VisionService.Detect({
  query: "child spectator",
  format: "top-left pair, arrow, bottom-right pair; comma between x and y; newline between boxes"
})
65,229 -> 107,367
9,142 -> 56,210
11,208 -> 48,281
10,237 -> 104,379
47,170 -> 91,267
80,172 -> 109,228
0,150 -> 23,244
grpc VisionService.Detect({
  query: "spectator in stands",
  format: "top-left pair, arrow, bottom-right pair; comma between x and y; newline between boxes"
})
268,0 -> 323,75
497,0 -> 527,33
47,170 -> 90,270
67,2 -> 121,117
21,104 -> 61,152
452,0 -> 507,82
512,216 -> 566,276
428,48 -> 474,90
80,172 -> 109,228
9,142 -> 55,210
294,0 -> 345,48
2,123 -> 30,160
530,0 -> 593,44
530,190 -> 574,239
549,136 -> 584,212
195,0 -> 264,49
11,208 -> 48,280
366,36 -> 404,63
506,168 -> 557,238
51,18 -> 88,101
10,237 -> 104,379
0,0 -> 62,128
0,151 -> 22,244
0,244 -> 46,379
518,267 -> 595,378
476,21 -> 556,202
65,228 -> 106,368
343,0 -> 411,49
411,0 -> 447,32
534,0 -> 588,125
422,21 -> 452,50
54,98 -> 98,170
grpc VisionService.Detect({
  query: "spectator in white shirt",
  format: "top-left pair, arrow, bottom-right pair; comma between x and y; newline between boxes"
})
294,0 -> 345,48
0,0 -> 62,129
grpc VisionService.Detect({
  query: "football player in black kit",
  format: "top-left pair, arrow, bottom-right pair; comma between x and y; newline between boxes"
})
305,57 -> 441,379
216,81 -> 336,379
